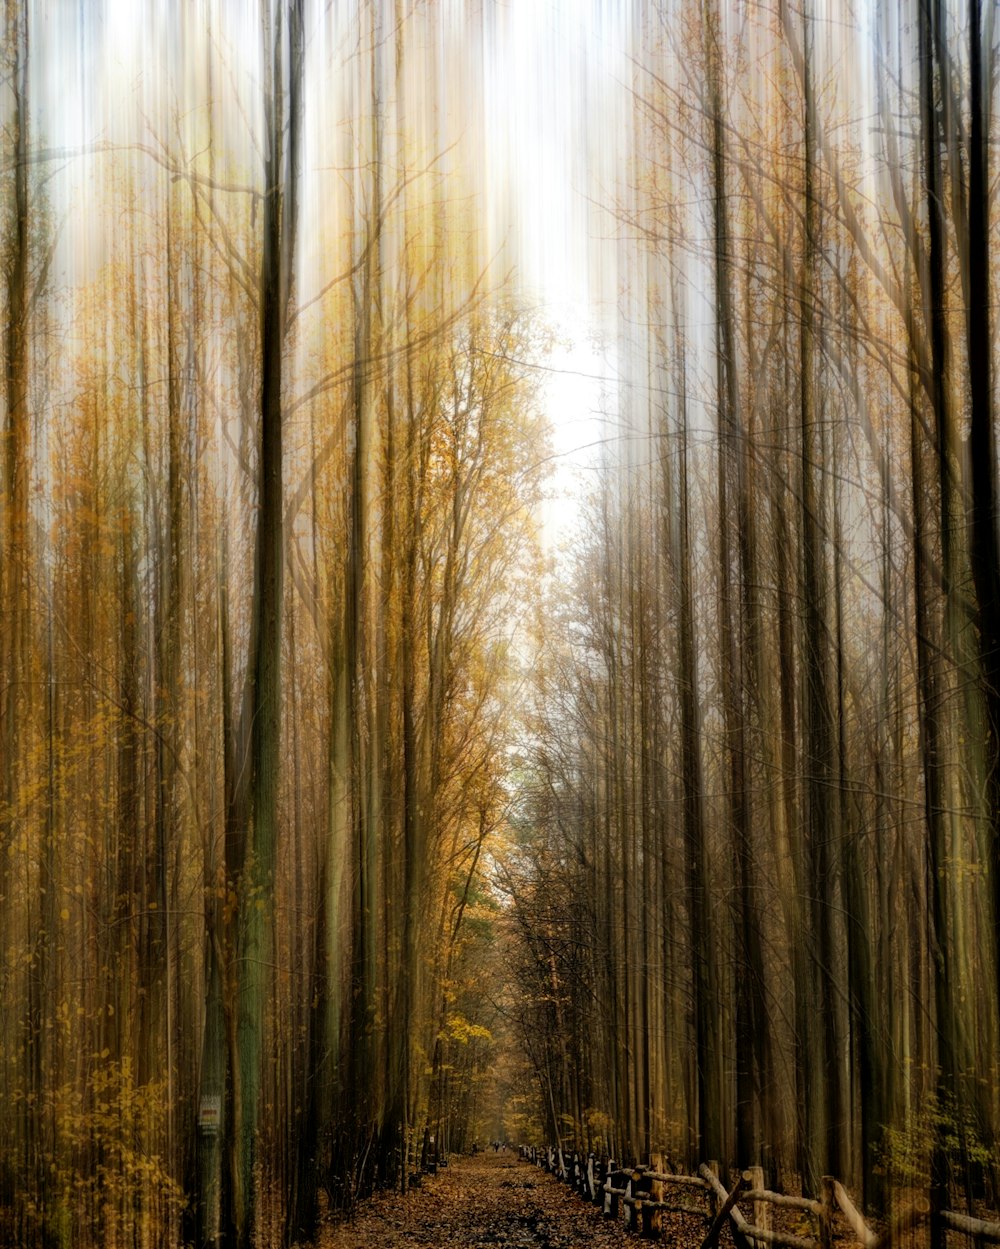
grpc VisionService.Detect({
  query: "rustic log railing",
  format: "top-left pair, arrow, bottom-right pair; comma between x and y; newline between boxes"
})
517,1146 -> 1000,1248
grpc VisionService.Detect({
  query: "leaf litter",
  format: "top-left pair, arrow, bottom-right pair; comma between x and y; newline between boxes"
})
316,1151 -> 663,1249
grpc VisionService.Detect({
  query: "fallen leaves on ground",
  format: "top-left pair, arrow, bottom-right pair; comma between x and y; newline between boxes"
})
316,1152 -> 684,1249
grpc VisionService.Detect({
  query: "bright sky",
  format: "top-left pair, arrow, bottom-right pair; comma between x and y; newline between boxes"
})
31,0 -> 632,549
478,0 -> 630,549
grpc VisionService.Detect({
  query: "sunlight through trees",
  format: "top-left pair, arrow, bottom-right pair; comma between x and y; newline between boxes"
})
0,1 -> 998,1246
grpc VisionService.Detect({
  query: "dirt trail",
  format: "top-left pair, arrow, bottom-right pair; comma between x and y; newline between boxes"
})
317,1152 -> 642,1249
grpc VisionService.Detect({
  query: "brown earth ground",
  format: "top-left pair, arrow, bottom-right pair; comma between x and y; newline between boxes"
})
316,1151 -> 653,1249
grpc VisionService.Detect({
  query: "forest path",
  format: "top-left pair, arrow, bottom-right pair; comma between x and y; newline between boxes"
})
317,1152 -> 643,1249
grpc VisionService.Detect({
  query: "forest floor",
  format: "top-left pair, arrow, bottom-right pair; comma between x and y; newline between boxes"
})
315,1152 -> 674,1249
312,1151 -> 975,1249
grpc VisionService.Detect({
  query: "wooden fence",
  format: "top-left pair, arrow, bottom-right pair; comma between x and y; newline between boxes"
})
518,1146 -> 1000,1249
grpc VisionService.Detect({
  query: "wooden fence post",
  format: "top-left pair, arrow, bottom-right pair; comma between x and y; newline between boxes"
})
596,1157 -> 611,1207
646,1153 -> 664,1238
707,1162 -> 720,1220
630,1166 -> 656,1238
624,1169 -> 639,1233
605,1161 -> 623,1220
820,1176 -> 834,1249
749,1164 -> 770,1239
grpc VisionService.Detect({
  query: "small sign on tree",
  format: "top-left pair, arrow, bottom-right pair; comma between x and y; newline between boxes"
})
199,1095 -> 221,1135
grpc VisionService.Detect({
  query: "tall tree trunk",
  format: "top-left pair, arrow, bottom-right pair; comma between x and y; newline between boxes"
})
675,354 -> 720,1166
965,0 -> 1000,1037
229,5 -> 301,1244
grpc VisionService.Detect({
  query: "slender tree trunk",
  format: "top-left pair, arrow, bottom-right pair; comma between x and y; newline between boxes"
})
229,6 -> 301,1243
965,0 -> 1000,1034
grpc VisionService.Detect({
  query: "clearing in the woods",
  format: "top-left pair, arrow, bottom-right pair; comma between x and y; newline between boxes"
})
318,1154 -> 643,1249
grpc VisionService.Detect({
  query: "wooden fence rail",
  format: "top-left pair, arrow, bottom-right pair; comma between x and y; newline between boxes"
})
517,1146 -> 1000,1248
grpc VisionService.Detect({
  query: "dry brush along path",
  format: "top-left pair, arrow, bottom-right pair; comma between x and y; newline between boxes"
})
317,1152 -> 676,1249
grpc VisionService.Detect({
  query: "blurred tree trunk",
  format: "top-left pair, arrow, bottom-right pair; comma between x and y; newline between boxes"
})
1,0 -> 34,1209
965,0 -> 1000,1033
228,4 -> 302,1245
